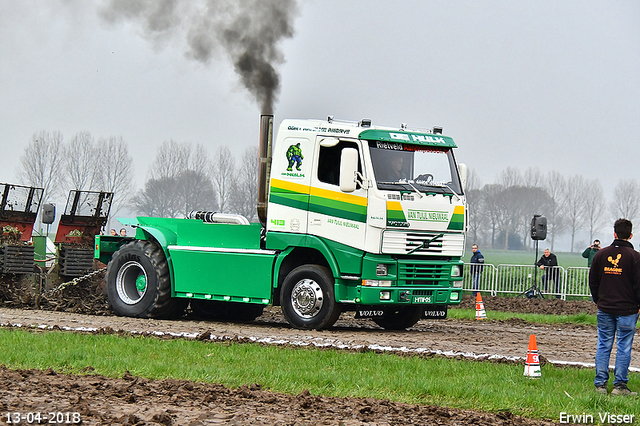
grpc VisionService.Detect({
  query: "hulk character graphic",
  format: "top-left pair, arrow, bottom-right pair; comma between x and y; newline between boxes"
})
286,143 -> 304,171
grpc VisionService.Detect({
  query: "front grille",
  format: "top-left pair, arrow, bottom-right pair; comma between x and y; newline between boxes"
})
399,262 -> 449,286
412,290 -> 433,296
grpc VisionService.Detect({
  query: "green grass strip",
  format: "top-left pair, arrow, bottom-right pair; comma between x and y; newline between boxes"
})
448,308 -> 597,326
0,328 -> 637,423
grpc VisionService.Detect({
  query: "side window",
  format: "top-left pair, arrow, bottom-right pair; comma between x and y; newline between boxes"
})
317,141 -> 362,187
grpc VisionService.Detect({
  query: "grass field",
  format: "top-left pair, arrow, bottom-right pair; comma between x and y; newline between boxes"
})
0,328 -> 637,423
448,308 -> 597,326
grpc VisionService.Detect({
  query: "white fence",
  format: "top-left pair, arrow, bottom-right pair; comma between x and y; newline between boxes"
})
463,263 -> 591,300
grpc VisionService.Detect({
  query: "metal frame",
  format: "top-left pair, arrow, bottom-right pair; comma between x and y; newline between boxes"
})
462,263 -> 590,300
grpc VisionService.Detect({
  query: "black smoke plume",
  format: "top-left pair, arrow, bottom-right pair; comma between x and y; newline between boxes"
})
99,0 -> 299,114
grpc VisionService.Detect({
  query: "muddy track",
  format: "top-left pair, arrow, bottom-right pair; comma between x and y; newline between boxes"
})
0,295 -> 635,425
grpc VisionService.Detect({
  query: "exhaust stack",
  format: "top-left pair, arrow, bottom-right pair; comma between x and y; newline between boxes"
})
257,115 -> 274,226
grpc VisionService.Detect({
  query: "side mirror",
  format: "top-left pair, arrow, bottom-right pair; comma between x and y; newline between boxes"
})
458,163 -> 468,191
339,148 -> 358,193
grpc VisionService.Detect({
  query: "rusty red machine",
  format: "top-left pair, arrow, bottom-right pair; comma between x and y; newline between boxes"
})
0,183 -> 43,274
54,190 -> 113,277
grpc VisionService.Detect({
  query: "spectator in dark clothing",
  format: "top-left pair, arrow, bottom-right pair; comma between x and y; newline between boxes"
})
589,218 -> 640,396
470,244 -> 484,297
582,239 -> 601,267
536,248 -> 560,298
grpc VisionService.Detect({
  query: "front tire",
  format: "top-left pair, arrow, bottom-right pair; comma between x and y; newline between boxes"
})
373,306 -> 422,330
280,265 -> 341,330
105,240 -> 186,319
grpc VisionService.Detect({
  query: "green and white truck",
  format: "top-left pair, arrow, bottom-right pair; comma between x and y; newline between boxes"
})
96,115 -> 467,330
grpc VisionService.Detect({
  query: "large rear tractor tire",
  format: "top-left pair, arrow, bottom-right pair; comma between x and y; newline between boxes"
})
105,240 -> 187,319
372,306 -> 422,330
280,265 -> 341,330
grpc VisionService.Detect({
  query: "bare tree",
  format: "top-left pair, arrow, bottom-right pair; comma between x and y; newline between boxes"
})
96,136 -> 134,225
63,131 -> 99,191
481,184 -> 506,248
584,179 -> 607,242
563,175 -> 588,252
229,147 -> 259,221
17,130 -> 64,202
177,169 -> 217,215
497,167 -> 523,187
132,141 -> 217,218
212,146 -> 236,213
17,131 -> 65,230
464,168 -> 483,247
610,179 -> 640,222
151,141 -> 212,180
523,167 -> 544,188
130,177 -> 183,218
544,171 -> 567,251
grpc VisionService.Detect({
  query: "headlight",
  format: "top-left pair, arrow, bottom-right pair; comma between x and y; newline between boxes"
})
450,292 -> 459,301
362,279 -> 392,287
376,263 -> 388,276
380,291 -> 391,300
452,281 -> 463,288
451,265 -> 462,277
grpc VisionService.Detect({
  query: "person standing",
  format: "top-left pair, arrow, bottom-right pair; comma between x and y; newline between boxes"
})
582,239 -> 601,267
469,244 -> 484,296
589,218 -> 640,396
536,248 -> 559,297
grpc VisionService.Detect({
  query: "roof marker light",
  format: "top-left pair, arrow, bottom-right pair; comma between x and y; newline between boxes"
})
359,119 -> 371,127
433,126 -> 443,134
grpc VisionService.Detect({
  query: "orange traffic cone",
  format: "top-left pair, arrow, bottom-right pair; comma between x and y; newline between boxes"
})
475,293 -> 487,320
524,334 -> 541,378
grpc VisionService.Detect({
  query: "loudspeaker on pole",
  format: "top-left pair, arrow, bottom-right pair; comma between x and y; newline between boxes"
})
530,215 -> 547,241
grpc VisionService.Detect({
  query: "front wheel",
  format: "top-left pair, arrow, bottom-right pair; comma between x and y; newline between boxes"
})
105,240 -> 186,319
373,306 -> 422,330
280,265 -> 341,330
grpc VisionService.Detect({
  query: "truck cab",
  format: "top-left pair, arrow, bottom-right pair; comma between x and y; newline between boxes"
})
265,118 -> 466,328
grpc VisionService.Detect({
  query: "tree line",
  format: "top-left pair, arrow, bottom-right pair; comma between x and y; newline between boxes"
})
15,131 -> 259,228
466,167 -> 640,252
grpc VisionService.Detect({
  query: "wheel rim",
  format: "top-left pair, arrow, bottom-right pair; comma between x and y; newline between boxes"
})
116,260 -> 148,305
290,278 -> 324,318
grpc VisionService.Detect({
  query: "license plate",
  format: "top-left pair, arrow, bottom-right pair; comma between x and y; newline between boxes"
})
422,305 -> 447,319
413,296 -> 432,304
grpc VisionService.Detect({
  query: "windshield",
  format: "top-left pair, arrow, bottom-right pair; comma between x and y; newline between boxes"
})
368,141 -> 463,195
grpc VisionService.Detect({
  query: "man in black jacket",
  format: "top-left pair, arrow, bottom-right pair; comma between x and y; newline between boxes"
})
589,218 -> 640,396
536,248 -> 559,297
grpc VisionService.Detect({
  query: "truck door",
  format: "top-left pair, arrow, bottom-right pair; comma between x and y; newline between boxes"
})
308,138 -> 367,252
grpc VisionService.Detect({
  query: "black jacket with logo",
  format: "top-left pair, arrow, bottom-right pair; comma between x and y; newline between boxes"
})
589,239 -> 640,316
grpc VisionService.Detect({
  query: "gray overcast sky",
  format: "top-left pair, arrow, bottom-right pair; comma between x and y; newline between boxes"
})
1,0 -> 638,202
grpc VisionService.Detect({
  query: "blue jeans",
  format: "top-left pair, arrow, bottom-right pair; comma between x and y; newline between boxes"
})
594,310 -> 639,387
